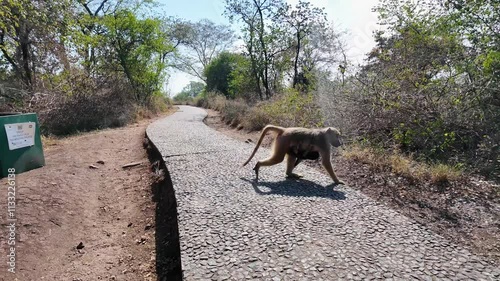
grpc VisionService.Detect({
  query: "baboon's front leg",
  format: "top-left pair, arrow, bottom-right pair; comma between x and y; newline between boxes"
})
320,151 -> 344,184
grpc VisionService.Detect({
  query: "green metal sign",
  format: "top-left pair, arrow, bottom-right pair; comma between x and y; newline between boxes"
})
0,113 -> 45,178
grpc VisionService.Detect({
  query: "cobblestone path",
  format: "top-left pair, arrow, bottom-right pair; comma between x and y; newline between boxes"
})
147,106 -> 499,280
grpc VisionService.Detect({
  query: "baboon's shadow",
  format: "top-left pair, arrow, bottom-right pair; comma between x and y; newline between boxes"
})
241,177 -> 346,200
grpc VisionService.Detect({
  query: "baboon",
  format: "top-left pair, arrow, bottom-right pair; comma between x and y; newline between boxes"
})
288,143 -> 319,167
243,125 -> 344,184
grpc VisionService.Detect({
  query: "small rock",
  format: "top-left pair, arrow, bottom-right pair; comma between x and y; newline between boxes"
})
97,160 -> 105,164
136,236 -> 147,244
76,242 -> 84,250
89,164 -> 99,169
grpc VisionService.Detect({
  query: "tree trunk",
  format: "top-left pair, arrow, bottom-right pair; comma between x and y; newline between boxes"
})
19,21 -> 33,88
292,29 -> 301,89
255,0 -> 271,99
247,28 -> 263,100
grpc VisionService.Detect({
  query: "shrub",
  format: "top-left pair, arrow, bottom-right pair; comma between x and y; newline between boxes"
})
259,88 -> 324,128
201,88 -> 324,132
219,99 -> 248,126
241,107 -> 270,131
33,74 -> 137,136
39,89 -> 135,136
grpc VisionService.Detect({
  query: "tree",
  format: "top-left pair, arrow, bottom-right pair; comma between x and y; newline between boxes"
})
182,81 -> 204,98
0,0 -> 72,88
67,0 -> 178,104
173,80 -> 205,102
224,0 -> 286,99
343,0 -> 499,176
277,0 -> 328,88
204,52 -> 252,98
176,19 -> 235,82
101,9 -> 175,104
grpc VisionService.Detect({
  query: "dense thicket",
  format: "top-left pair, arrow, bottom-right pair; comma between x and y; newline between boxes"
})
318,0 -> 499,177
0,0 -> 176,134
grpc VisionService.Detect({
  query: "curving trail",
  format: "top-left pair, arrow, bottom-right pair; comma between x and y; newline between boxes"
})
147,105 -> 498,280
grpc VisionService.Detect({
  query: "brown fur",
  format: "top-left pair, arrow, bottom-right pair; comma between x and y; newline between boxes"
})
243,125 -> 344,184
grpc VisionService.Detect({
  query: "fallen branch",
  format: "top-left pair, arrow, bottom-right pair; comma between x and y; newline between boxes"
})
122,161 -> 142,169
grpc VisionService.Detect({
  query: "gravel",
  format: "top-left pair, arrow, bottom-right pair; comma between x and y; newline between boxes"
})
147,106 -> 499,280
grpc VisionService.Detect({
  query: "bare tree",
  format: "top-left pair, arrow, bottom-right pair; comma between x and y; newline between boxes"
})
175,19 -> 235,82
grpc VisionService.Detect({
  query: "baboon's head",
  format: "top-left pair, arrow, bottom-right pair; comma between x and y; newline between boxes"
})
326,127 -> 343,147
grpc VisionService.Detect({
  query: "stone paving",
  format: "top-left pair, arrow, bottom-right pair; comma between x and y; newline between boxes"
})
147,106 -> 499,280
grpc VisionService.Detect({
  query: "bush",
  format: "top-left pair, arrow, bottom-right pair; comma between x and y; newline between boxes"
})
219,99 -> 248,127
28,70 -> 172,135
31,73 -> 136,135
147,94 -> 172,114
39,89 -> 135,136
200,88 -> 324,132
240,107 -> 270,131
259,88 -> 324,128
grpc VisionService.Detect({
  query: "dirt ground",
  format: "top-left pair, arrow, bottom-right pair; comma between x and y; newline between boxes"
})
1,106 -> 496,281
204,108 -> 500,265
0,115 -> 170,281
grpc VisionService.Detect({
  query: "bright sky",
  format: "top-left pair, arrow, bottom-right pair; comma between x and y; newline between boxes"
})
156,0 -> 380,95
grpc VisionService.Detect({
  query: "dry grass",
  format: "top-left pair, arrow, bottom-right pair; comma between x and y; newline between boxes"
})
342,143 -> 463,184
240,107 -> 270,131
41,135 -> 60,147
429,163 -> 462,184
200,90 -> 323,132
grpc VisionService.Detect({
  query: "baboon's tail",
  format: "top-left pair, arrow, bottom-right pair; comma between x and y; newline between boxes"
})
243,125 -> 285,166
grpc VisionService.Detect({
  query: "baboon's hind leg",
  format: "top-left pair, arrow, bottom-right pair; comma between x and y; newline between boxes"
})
253,140 -> 287,180
286,154 -> 303,179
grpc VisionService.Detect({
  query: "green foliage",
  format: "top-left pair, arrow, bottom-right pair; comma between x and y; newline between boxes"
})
349,0 -> 500,177
0,0 -> 73,87
482,51 -> 500,76
260,88 -> 324,128
223,0 -> 343,99
173,81 -> 205,103
100,9 -> 173,104
204,52 -> 253,99
227,55 -> 257,99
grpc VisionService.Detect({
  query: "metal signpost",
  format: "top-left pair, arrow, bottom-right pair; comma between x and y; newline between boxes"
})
0,113 -> 45,178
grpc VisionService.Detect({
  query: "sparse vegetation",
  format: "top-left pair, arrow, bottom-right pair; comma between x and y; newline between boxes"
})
342,143 -> 462,184
198,89 -> 322,132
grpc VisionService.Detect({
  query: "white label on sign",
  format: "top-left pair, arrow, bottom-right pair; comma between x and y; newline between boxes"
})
4,122 -> 36,150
